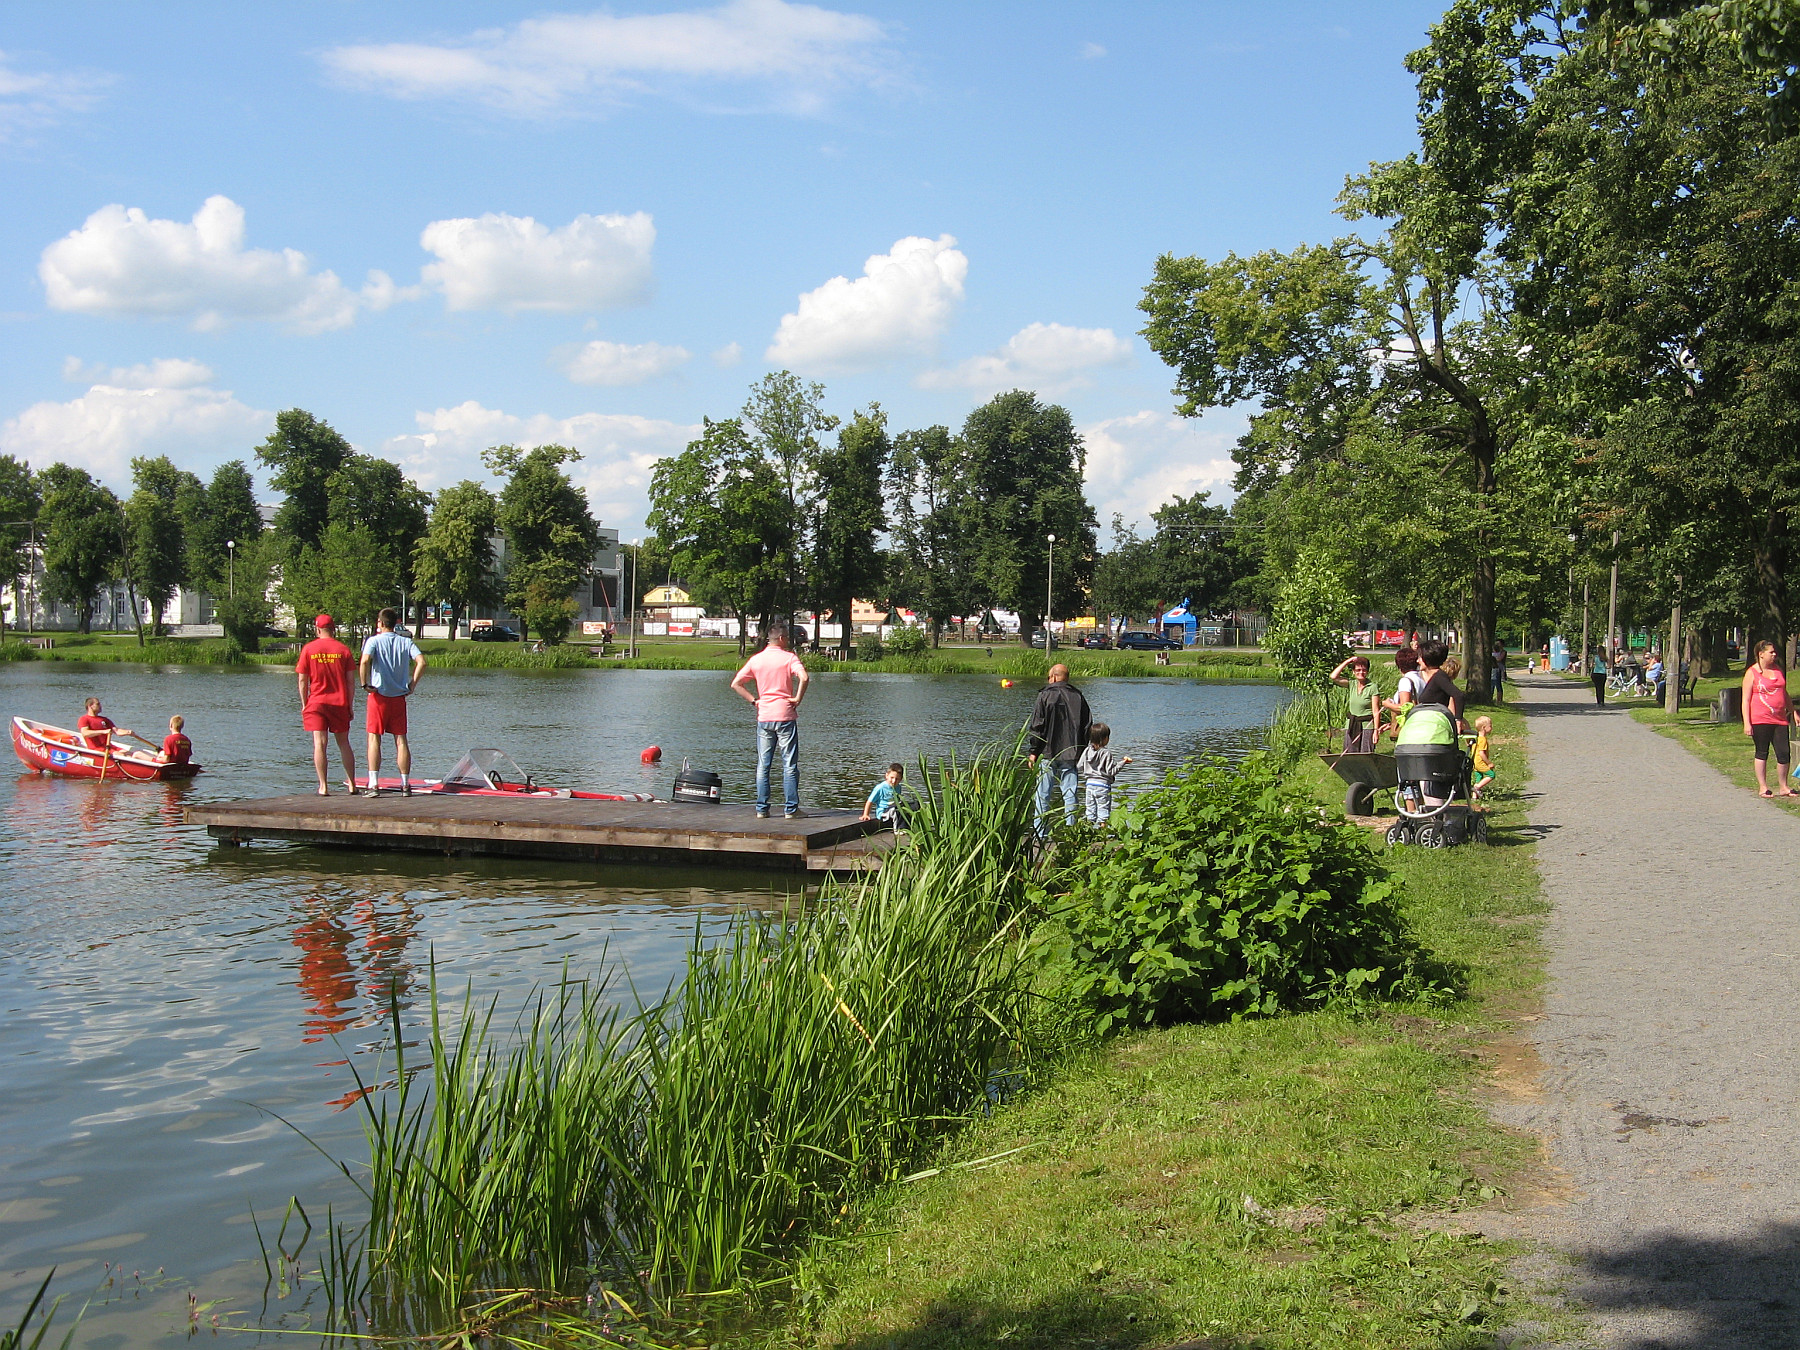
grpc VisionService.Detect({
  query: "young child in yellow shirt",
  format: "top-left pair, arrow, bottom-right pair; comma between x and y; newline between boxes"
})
1471,715 -> 1495,801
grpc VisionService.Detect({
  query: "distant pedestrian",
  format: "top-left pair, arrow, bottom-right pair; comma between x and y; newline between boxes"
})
297,614 -> 357,795
1741,640 -> 1797,799
1078,722 -> 1132,824
1589,649 -> 1608,706
730,620 -> 810,819
1489,641 -> 1506,701
359,608 -> 426,795
1540,641 -> 1551,674
1026,662 -> 1091,836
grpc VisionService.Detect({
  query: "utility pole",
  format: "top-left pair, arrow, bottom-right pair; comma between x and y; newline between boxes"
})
1666,575 -> 1683,715
628,540 -> 639,659
1606,528 -> 1621,666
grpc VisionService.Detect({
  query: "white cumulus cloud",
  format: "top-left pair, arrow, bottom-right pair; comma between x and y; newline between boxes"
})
383,401 -> 698,533
766,234 -> 966,373
2,364 -> 272,485
421,211 -> 655,312
558,339 -> 690,386
323,0 -> 893,117
712,341 -> 743,367
0,50 -> 110,141
918,322 -> 1131,395
1080,409 -> 1242,529
39,196 -> 406,333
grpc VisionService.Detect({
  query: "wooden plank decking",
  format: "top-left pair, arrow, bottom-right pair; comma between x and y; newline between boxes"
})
186,794 -> 895,872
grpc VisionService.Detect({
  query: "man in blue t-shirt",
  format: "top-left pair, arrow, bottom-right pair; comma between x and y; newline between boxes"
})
357,608 -> 426,794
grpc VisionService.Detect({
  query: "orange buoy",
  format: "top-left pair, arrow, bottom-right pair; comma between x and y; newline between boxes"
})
641,745 -> 662,763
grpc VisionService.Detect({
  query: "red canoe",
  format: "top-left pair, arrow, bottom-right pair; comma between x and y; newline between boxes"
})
12,716 -> 203,782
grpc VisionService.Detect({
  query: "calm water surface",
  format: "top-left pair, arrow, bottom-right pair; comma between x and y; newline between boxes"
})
0,663 -> 1286,1344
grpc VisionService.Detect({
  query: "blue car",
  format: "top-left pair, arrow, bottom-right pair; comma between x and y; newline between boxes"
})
1116,630 -> 1181,651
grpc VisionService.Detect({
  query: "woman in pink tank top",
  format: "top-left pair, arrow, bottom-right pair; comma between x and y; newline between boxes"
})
1741,640 -> 1797,797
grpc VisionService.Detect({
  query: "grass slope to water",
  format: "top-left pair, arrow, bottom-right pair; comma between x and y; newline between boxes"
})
764,704 -> 1556,1350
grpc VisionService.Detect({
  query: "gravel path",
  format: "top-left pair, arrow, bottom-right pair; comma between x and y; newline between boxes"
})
1490,672 -> 1800,1348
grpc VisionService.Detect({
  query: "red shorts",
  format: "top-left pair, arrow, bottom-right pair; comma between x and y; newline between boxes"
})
303,702 -> 351,734
366,691 -> 408,736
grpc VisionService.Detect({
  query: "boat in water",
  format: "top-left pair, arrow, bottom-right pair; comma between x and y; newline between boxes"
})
364,748 -> 657,801
11,716 -> 203,782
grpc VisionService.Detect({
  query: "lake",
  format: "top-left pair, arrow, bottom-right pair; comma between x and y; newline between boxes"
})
0,662 -> 1287,1344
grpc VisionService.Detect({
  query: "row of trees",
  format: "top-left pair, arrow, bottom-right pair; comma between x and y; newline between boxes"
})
647,375 -> 1117,652
0,409 -> 607,646
1134,0 -> 1800,692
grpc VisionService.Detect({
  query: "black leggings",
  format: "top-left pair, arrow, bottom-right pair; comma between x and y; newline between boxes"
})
1752,723 -> 1791,764
1591,673 -> 1606,705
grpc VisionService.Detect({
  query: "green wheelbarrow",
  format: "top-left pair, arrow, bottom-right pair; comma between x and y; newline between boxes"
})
1317,728 -> 1398,817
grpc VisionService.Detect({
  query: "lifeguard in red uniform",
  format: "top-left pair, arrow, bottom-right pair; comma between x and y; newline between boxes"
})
296,613 -> 358,795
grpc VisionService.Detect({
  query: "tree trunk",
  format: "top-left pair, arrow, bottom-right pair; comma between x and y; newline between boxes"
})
837,595 -> 853,659
1461,427 -> 1499,706
78,597 -> 92,634
737,613 -> 749,658
1753,506 -> 1789,656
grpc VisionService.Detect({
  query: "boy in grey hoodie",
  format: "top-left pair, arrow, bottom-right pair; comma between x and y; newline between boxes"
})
1077,722 -> 1132,824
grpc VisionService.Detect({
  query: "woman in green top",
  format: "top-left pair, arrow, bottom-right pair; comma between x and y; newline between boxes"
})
1330,654 -> 1378,752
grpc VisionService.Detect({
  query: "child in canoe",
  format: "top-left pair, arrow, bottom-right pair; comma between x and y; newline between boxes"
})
159,715 -> 193,766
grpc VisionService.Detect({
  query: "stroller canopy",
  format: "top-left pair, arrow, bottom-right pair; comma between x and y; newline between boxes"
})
1396,704 -> 1457,746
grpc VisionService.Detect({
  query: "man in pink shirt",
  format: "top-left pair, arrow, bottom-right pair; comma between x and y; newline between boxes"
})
730,620 -> 811,818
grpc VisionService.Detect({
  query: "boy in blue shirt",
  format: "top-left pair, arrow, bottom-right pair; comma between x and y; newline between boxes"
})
862,763 -> 907,828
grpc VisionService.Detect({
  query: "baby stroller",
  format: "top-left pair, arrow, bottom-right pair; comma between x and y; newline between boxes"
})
1385,705 -> 1488,848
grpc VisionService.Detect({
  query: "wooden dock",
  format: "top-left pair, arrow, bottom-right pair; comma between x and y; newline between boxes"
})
186,794 -> 895,873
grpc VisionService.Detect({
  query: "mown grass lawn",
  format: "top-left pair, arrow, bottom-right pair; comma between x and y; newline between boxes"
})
729,705 -> 1570,1350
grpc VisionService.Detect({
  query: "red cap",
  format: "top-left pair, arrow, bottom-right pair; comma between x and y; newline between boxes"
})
315,613 -> 335,629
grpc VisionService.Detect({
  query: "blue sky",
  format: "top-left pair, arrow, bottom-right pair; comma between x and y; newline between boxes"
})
0,1 -> 1444,539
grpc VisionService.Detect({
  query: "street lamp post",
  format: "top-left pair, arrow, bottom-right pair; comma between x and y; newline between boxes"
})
1045,533 -> 1056,653
226,539 -> 235,600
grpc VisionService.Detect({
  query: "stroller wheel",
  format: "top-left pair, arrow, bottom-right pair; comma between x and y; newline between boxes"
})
1474,814 -> 1491,844
1415,823 -> 1447,849
1385,822 -> 1407,847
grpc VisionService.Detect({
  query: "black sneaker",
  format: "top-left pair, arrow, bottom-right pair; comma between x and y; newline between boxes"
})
784,808 -> 807,819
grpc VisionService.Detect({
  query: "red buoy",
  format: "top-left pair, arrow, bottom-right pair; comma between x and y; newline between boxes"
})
641,745 -> 662,764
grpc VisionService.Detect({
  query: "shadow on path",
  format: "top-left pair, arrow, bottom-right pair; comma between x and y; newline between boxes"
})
1563,1222 -> 1800,1349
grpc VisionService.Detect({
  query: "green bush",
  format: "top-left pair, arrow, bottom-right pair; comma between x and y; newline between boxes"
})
886,624 -> 928,657
0,639 -> 39,661
1050,755 -> 1428,1029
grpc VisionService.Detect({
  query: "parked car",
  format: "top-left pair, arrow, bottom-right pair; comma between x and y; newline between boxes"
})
470,624 -> 523,642
1116,630 -> 1181,651
254,624 -> 287,639
1076,633 -> 1113,649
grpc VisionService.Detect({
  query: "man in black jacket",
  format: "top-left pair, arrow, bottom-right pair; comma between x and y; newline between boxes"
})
1026,663 -> 1091,836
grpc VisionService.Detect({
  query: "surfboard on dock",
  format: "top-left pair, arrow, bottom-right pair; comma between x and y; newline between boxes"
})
185,793 -> 893,873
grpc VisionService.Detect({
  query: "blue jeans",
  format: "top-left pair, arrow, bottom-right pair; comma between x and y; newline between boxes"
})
1035,761 -> 1078,836
756,720 -> 800,814
1084,779 -> 1113,824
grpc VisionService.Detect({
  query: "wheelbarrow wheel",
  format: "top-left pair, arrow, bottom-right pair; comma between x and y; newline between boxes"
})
1344,783 -> 1374,816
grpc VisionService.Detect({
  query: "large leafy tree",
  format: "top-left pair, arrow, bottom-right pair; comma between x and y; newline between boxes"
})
810,406 -> 889,656
413,481 -> 501,636
184,460 -> 264,599
258,409 -> 353,551
1489,16 -> 1800,651
126,455 -> 201,636
484,444 -> 601,642
885,425 -> 984,643
327,453 -> 431,618
648,419 -> 793,654
37,464 -> 122,633
0,456 -> 41,638
959,390 -> 1097,640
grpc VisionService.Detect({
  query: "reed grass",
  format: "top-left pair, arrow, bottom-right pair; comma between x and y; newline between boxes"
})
316,745 -> 1043,1339
1,1270 -> 82,1350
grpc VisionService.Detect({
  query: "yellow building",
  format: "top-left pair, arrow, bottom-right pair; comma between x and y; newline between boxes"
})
643,585 -> 691,606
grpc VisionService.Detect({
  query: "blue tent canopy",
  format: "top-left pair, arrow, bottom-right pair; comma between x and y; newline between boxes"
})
1160,601 -> 1196,646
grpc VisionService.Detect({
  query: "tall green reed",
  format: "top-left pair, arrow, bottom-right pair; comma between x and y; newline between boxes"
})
320,745 -> 1041,1335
